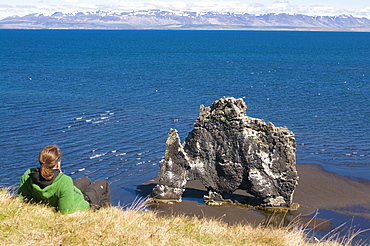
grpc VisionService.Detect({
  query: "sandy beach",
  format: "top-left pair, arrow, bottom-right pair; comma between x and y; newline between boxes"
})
136,164 -> 370,234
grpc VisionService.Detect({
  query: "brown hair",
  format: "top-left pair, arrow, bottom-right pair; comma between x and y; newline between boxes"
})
39,144 -> 61,180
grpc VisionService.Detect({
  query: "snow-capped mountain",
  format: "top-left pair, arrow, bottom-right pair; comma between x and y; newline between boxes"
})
1,10 -> 370,30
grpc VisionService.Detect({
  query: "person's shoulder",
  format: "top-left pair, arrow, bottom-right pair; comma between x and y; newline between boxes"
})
22,168 -> 37,176
53,173 -> 76,194
55,172 -> 73,183
19,168 -> 37,184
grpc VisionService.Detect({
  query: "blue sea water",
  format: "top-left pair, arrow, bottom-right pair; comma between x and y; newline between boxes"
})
1,30 -> 369,209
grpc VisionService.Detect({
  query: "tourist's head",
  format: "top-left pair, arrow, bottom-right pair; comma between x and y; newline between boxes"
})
39,144 -> 61,180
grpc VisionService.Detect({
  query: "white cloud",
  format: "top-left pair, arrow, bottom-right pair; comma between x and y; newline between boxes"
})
62,0 -> 80,3
309,5 -> 340,14
0,4 -> 13,8
0,0 -> 369,19
190,0 -> 266,13
270,2 -> 289,9
149,0 -> 187,10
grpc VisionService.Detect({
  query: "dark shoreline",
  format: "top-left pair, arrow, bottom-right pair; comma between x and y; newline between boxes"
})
136,163 -> 370,242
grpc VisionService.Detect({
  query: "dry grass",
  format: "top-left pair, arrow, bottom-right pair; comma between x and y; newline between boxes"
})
0,190 -> 357,246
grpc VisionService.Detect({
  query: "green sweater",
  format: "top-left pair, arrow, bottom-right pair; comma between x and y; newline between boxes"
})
17,168 -> 90,214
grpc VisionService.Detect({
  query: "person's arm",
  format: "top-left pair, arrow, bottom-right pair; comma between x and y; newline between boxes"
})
17,169 -> 34,201
57,176 -> 88,214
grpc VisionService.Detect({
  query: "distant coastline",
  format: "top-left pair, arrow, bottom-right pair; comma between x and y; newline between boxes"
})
1,27 -> 370,32
1,11 -> 370,32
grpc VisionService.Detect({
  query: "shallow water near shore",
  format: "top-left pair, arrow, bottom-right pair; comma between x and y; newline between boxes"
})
307,209 -> 370,244
1,30 -> 369,242
137,163 -> 370,245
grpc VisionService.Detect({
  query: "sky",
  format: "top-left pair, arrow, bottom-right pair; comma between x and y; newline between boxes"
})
0,0 -> 369,19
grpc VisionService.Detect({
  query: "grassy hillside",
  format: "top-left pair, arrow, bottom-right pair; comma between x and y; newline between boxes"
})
0,190 -> 353,245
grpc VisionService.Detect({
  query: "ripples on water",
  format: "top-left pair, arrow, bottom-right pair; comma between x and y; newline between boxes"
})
0,30 -> 369,206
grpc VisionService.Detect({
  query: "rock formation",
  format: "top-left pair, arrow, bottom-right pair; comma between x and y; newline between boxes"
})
151,97 -> 298,207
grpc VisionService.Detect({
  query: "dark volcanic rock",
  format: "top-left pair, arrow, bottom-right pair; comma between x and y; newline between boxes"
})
151,97 -> 298,207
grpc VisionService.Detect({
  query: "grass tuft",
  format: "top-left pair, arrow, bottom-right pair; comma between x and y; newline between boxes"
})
0,190 -> 364,245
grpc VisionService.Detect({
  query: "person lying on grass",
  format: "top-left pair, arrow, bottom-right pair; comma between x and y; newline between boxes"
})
17,144 -> 111,214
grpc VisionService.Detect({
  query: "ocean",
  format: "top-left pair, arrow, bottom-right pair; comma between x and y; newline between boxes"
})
1,30 -> 369,208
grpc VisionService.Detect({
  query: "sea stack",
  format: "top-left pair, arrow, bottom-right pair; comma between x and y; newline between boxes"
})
151,97 -> 299,207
